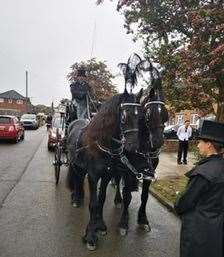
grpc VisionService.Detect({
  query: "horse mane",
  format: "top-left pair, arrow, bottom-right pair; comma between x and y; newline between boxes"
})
83,93 -> 125,156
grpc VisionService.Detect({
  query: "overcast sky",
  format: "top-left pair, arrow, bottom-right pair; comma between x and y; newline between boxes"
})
0,0 -> 143,106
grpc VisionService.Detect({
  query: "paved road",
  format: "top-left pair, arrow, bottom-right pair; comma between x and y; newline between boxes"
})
0,128 -> 180,257
0,128 -> 45,207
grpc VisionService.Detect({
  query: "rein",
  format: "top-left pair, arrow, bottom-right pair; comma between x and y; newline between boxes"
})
96,141 -> 123,157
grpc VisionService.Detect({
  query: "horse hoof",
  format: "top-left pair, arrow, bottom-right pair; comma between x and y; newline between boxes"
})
119,228 -> 128,236
115,203 -> 122,209
86,243 -> 96,251
72,202 -> 80,208
139,224 -> 151,232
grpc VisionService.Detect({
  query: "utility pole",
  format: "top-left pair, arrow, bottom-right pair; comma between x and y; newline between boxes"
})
25,70 -> 28,112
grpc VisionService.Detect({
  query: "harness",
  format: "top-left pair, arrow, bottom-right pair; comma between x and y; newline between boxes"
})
94,100 -> 163,181
70,99 -> 165,182
118,99 -> 165,181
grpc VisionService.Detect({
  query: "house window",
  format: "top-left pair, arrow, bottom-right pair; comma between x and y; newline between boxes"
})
168,117 -> 175,126
190,114 -> 199,125
16,100 -> 23,104
177,114 -> 184,125
0,98 -> 4,103
8,99 -> 12,103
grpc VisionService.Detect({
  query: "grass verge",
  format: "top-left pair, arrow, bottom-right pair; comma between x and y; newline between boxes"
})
151,176 -> 188,205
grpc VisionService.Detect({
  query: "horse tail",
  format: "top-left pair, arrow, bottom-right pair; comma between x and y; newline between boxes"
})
66,164 -> 76,191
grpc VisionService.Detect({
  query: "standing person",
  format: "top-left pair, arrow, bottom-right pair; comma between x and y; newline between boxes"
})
70,67 -> 91,120
177,120 -> 192,164
174,120 -> 224,257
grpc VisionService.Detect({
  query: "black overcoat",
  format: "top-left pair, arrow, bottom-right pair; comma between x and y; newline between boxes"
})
174,154 -> 224,257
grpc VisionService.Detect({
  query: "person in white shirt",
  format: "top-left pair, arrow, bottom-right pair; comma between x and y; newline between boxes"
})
177,120 -> 192,164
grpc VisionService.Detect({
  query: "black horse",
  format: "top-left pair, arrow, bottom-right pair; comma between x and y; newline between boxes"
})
113,65 -> 169,235
66,90 -> 143,250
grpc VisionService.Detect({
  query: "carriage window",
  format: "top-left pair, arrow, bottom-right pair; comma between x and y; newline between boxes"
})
52,118 -> 63,128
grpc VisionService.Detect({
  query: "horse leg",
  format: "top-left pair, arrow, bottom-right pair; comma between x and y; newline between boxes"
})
137,179 -> 152,231
114,175 -> 122,208
118,177 -> 132,236
83,176 -> 99,251
95,175 -> 110,235
71,165 -> 85,208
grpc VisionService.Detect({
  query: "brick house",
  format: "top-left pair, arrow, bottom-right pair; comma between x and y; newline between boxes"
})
167,109 -> 200,128
0,90 -> 31,117
167,109 -> 216,129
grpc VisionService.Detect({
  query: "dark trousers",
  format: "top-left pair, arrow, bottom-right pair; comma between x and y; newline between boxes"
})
177,140 -> 189,162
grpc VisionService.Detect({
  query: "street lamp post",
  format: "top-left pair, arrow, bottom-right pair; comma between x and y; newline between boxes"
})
25,70 -> 28,112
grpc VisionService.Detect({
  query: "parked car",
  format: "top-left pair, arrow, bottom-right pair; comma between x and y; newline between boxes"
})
20,113 -> 39,129
0,115 -> 25,143
163,124 -> 179,139
164,124 -> 199,140
47,116 -> 65,151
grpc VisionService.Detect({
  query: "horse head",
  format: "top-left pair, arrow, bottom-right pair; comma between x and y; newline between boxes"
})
140,66 -> 168,154
83,90 -> 143,156
119,89 -> 143,153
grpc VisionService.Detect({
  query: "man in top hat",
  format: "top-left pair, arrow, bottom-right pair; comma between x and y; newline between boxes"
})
174,120 -> 224,257
70,67 -> 91,120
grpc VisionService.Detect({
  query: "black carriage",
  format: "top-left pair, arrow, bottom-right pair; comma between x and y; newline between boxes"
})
53,104 -> 69,185
53,96 -> 100,185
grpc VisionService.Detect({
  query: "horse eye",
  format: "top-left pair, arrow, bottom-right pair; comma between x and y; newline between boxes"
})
121,110 -> 127,123
146,109 -> 151,121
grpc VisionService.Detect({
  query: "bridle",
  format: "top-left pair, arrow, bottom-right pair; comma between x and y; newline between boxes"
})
144,100 -> 165,108
120,102 -> 142,136
144,99 -> 166,152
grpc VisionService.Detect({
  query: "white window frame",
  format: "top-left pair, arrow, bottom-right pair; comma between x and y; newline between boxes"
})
16,100 -> 23,104
8,99 -> 12,103
0,98 -> 4,103
167,117 -> 175,126
190,113 -> 199,125
177,114 -> 184,125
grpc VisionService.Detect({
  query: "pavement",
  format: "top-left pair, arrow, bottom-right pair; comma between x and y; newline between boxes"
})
155,151 -> 195,179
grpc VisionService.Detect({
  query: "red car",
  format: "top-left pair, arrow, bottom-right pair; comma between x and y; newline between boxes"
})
47,116 -> 65,150
0,115 -> 25,143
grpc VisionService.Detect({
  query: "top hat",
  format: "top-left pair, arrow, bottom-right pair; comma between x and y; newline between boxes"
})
198,120 -> 224,144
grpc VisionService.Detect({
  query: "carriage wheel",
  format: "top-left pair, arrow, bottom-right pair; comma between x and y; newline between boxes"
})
54,146 -> 62,185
